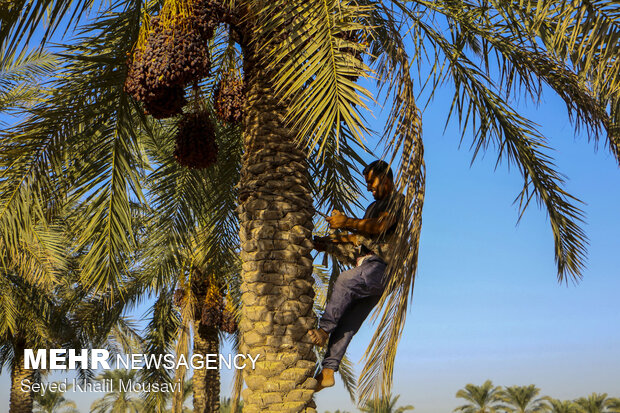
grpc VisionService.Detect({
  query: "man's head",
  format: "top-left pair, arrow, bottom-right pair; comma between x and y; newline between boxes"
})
363,160 -> 393,200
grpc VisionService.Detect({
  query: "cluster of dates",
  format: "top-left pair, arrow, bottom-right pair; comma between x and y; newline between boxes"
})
125,0 -> 244,168
173,111 -> 218,168
174,274 -> 237,333
124,1 -> 220,118
214,74 -> 244,125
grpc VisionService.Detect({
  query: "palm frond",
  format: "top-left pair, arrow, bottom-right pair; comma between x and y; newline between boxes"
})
337,354 -> 357,404
516,0 -> 620,99
140,289 -> 180,412
0,46 -> 56,87
140,109 -> 242,292
309,128 -> 368,217
400,1 -> 588,281
419,1 -> 610,141
0,46 -> 56,113
249,0 -> 374,160
355,2 -> 426,404
0,0 -> 99,53
2,4 -> 148,296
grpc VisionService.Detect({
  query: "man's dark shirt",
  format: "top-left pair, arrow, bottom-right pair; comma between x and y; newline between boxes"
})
358,191 -> 405,260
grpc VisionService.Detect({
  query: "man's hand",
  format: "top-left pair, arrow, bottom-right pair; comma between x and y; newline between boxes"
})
326,210 -> 349,230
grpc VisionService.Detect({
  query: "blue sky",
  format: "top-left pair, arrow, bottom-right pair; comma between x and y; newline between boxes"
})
2,4 -> 620,412
233,76 -> 619,412
308,81 -> 620,411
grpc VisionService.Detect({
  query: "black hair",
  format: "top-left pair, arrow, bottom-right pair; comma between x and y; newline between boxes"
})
363,160 -> 393,181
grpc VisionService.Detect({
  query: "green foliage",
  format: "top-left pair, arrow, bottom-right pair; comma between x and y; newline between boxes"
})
0,46 -> 56,116
89,369 -> 144,413
454,383 -> 620,413
574,393 -> 620,413
510,0 -> 620,162
220,397 -> 244,413
501,385 -> 549,413
546,398 -> 581,413
33,383 -> 79,413
454,380 -> 507,413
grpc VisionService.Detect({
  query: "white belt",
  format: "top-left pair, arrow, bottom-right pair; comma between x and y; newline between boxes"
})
356,254 -> 374,267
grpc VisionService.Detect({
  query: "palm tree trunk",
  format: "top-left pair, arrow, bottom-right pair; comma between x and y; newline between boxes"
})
236,44 -> 317,412
10,345 -> 34,413
193,322 -> 220,413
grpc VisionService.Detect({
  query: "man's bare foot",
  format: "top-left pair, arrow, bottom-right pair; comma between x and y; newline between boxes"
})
308,328 -> 329,346
314,368 -> 335,392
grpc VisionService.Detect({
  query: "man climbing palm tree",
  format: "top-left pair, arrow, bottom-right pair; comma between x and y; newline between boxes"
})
309,160 -> 404,391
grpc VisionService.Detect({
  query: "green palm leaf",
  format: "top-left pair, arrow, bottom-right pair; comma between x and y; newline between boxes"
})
501,384 -> 549,413
249,0 -> 374,156
0,46 -> 56,113
454,380 -> 506,413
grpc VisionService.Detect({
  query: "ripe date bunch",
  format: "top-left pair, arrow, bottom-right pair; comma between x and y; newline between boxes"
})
174,275 -> 236,333
146,84 -> 188,119
143,16 -> 211,91
173,111 -> 218,168
219,307 -> 237,334
199,281 -> 237,333
124,0 -> 227,118
200,297 -> 237,333
214,74 -> 244,124
193,0 -> 228,36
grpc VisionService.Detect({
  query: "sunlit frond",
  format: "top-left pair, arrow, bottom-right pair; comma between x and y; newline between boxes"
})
514,0 -> 620,100
1,5 -> 148,297
249,0 -> 374,160
0,0 -> 99,53
140,289 -> 180,412
0,46 -> 56,113
355,2 -> 426,403
399,1 -> 589,281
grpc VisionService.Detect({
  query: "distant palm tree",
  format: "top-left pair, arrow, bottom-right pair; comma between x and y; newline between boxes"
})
360,393 -> 414,413
454,380 -> 506,413
546,398 -> 580,413
90,370 -> 143,413
501,385 -> 549,413
220,397 -> 243,413
0,39 -> 65,413
33,383 -> 79,413
574,393 -> 620,413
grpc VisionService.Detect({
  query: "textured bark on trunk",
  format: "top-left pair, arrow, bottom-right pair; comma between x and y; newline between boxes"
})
193,322 -> 220,413
237,44 -> 318,412
10,346 -> 34,413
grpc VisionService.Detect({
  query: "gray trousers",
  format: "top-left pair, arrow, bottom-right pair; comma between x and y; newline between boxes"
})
319,256 -> 387,371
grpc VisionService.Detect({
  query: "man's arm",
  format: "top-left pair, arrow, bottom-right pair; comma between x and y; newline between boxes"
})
312,234 -> 358,267
326,211 -> 395,235
313,233 -> 359,251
